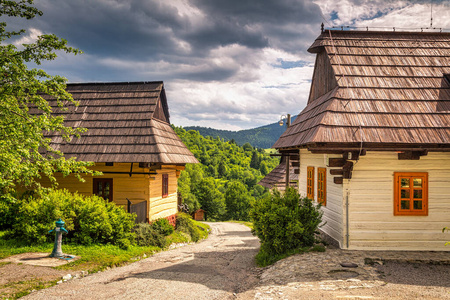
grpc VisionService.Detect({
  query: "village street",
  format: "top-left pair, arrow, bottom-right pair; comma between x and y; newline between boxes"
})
23,222 -> 450,300
23,222 -> 261,299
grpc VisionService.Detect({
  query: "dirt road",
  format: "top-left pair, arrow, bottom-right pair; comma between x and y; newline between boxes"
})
23,222 -> 450,300
23,222 -> 261,300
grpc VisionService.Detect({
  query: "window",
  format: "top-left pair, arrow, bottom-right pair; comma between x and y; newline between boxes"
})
93,178 -> 113,201
162,174 -> 169,197
307,166 -> 314,200
394,172 -> 428,216
317,167 -> 327,206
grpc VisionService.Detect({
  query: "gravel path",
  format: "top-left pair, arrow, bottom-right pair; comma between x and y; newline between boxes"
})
23,222 -> 261,300
23,222 -> 450,300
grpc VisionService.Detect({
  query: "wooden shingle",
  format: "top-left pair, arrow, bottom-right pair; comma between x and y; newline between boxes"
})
42,82 -> 198,164
274,30 -> 450,151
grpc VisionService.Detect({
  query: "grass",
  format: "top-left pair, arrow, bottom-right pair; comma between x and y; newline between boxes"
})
227,220 -> 254,230
0,219 -> 210,299
0,279 -> 59,299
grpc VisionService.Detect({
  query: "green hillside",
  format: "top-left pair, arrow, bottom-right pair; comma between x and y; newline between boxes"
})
173,126 -> 279,221
184,115 -> 297,149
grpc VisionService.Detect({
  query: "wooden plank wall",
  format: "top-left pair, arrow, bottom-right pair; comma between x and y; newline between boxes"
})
308,51 -> 337,104
345,152 -> 450,251
149,166 -> 179,221
299,150 -> 344,246
39,163 -> 150,210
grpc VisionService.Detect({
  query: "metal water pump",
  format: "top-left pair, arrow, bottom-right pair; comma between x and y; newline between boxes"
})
49,218 -> 68,258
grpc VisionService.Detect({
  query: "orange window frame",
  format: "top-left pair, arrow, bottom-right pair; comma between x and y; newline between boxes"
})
317,167 -> 327,206
162,174 -> 169,198
307,166 -> 314,200
394,172 -> 428,216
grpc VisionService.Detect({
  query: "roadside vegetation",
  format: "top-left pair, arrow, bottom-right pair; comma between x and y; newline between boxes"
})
0,205 -> 208,299
250,188 -> 324,267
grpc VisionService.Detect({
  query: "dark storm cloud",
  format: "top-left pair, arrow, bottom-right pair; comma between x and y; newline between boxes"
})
31,1 -> 184,59
5,0 -> 324,129
25,0 -> 322,59
189,0 -> 322,51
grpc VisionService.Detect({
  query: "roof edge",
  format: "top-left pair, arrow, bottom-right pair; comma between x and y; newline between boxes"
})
66,81 -> 164,86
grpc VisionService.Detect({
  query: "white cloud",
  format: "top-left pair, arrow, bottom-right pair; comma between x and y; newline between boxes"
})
167,45 -> 314,129
13,28 -> 43,47
315,0 -> 450,30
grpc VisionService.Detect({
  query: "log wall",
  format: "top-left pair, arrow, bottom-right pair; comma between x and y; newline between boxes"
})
345,152 -> 450,251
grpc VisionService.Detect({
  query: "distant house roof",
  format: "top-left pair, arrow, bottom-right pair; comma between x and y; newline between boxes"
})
274,30 -> 450,151
258,156 -> 298,189
42,81 -> 198,164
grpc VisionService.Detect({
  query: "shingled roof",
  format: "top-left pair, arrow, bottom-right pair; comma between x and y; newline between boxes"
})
42,81 -> 198,164
273,30 -> 450,151
258,156 -> 298,189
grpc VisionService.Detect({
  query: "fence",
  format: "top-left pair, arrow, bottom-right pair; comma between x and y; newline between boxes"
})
127,198 -> 148,223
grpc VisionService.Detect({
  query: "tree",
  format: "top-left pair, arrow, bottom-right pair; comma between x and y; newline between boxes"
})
225,180 -> 252,221
193,177 -> 225,220
242,142 -> 253,151
259,160 -> 269,175
250,151 -> 260,169
177,169 -> 200,213
217,160 -> 227,177
0,1 -> 93,196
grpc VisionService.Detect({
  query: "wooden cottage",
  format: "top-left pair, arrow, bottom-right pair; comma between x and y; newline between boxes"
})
40,81 -> 198,224
273,30 -> 450,251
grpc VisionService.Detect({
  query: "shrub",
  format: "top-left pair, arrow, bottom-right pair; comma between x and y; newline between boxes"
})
0,193 -> 20,230
250,187 -> 323,266
133,223 -> 168,248
175,212 -> 201,242
6,189 -> 135,248
151,218 -> 174,236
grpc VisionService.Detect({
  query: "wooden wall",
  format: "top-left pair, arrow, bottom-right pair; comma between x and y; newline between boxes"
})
299,150 -> 344,247
344,152 -> 450,251
149,166 -> 180,221
307,51 -> 337,104
40,163 -> 182,221
39,163 -> 149,210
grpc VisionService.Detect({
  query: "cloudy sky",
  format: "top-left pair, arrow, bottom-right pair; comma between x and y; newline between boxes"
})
7,0 -> 450,130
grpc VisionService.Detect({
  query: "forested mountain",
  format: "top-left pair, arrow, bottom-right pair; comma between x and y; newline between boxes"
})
184,115 -> 297,149
173,126 -> 280,221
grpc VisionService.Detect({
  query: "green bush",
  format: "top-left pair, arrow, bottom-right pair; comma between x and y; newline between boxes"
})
151,218 -> 174,236
133,223 -> 168,248
0,193 -> 19,230
5,189 -> 136,248
175,212 -> 201,242
250,187 -> 323,266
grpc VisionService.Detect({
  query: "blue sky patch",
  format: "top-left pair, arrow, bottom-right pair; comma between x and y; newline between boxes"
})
273,59 -> 309,69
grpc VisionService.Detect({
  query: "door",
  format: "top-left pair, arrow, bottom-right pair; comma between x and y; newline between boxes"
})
93,178 -> 113,202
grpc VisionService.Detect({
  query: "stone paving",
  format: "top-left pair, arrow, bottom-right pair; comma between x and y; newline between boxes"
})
262,248 -> 449,284
252,248 -> 450,299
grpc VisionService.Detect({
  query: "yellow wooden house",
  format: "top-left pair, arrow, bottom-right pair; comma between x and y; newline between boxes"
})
40,81 -> 198,224
272,30 -> 450,251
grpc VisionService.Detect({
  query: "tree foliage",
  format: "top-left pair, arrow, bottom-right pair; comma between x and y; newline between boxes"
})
0,0 -> 93,196
174,126 -> 279,221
